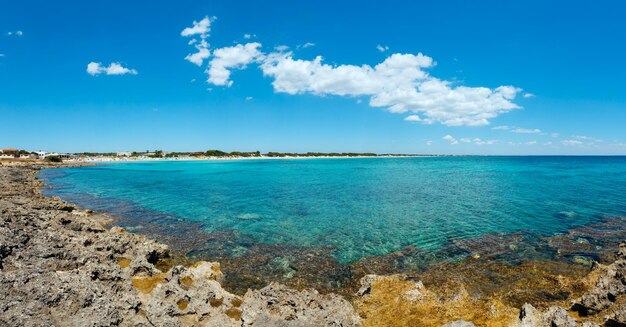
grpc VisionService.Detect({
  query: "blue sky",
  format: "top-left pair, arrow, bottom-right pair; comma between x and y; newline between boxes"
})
1,0 -> 625,154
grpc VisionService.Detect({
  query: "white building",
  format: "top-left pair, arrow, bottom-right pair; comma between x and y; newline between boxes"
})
36,151 -> 59,159
36,151 -> 49,159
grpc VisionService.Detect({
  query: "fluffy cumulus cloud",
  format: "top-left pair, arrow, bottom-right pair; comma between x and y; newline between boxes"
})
181,16 -> 212,37
207,42 -> 263,86
181,16 -> 522,126
86,62 -> 137,76
259,52 -> 521,126
181,17 -> 213,66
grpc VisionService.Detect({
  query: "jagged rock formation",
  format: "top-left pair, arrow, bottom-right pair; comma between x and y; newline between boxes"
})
354,247 -> 626,326
0,162 -> 360,326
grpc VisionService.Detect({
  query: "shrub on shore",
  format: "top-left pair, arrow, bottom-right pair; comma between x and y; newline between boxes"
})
44,155 -> 63,163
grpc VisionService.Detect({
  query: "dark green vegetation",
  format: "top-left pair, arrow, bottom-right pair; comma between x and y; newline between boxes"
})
78,152 -> 117,157
265,152 -> 377,157
44,155 -> 62,163
8,148 -> 432,159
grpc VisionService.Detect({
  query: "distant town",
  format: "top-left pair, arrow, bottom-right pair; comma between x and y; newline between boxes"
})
0,148 -> 433,162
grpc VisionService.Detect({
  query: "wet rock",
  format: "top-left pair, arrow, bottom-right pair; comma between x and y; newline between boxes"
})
572,242 -> 626,316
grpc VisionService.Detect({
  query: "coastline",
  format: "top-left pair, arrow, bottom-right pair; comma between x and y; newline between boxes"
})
79,154 -> 441,163
3,161 -> 626,326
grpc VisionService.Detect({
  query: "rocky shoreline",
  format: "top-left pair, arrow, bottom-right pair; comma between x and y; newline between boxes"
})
2,161 -> 626,326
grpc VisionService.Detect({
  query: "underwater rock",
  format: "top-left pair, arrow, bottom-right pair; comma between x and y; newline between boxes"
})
238,213 -> 261,220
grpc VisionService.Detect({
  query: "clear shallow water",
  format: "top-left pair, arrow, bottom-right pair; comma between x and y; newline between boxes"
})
41,157 -> 626,264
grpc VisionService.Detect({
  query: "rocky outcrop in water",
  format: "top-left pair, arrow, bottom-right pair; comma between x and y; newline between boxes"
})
0,162 -> 359,326
354,246 -> 626,327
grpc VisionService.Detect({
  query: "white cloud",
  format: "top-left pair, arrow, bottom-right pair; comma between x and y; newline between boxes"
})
259,52 -> 521,126
442,135 -> 458,145
274,45 -> 289,52
404,115 -> 421,122
494,125 -> 550,136
525,140 -> 537,145
181,17 -> 212,37
511,127 -> 541,134
301,42 -> 315,49
206,42 -> 263,86
376,44 -> 389,52
246,96 -> 253,100
7,30 -> 23,37
551,133 -> 560,138
473,138 -> 498,145
561,140 -> 583,146
86,62 -> 137,76
183,17 -> 522,126
426,140 -> 433,146
492,125 -> 510,130
244,34 -> 252,39
181,17 -> 213,66
459,137 -> 498,145
572,135 -> 603,143
523,93 -> 535,98
185,47 -> 210,66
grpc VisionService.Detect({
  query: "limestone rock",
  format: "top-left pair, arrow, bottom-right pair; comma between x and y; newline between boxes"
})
572,243 -> 626,316
242,283 -> 361,327
517,303 -> 577,327
442,320 -> 475,327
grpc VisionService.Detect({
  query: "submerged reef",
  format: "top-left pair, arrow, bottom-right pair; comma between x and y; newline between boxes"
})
3,160 -> 626,326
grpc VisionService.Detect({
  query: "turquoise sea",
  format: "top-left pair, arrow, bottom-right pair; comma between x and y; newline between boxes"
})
41,156 -> 626,265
